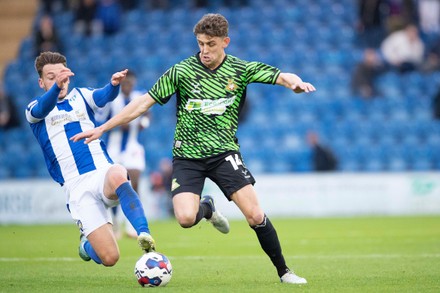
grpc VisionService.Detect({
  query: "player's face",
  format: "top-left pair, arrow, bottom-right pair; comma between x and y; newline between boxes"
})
196,34 -> 230,70
38,63 -> 70,99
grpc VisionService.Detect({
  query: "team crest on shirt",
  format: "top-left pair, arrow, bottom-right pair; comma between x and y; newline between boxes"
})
226,79 -> 237,91
191,82 -> 201,94
75,110 -> 87,121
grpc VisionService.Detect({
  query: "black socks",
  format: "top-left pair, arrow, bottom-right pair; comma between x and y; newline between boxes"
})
251,215 -> 289,277
192,200 -> 213,226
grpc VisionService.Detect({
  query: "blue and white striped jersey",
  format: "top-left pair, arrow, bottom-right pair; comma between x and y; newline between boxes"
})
105,91 -> 144,153
26,87 -> 113,185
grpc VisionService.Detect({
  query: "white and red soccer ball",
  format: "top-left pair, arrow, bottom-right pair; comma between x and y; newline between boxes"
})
134,252 -> 172,287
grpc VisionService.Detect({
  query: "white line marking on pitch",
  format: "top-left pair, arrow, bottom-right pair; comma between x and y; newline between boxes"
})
1,254 -> 439,262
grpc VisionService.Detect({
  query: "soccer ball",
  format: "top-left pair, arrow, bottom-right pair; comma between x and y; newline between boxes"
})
134,252 -> 173,287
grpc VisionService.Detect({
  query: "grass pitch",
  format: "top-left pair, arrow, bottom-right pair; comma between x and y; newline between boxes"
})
0,216 -> 439,292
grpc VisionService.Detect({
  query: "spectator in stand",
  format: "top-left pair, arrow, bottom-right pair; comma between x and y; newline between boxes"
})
356,0 -> 385,48
432,87 -> 440,120
194,0 -> 248,8
306,131 -> 338,172
383,0 -> 418,34
34,14 -> 62,57
225,0 -> 248,6
0,83 -> 20,130
74,0 -> 99,36
148,0 -> 169,9
95,0 -> 122,35
120,0 -> 138,11
351,48 -> 384,98
417,0 -> 440,57
421,38 -> 440,72
40,0 -> 68,14
380,24 -> 425,72
418,0 -> 440,38
352,23 -> 425,98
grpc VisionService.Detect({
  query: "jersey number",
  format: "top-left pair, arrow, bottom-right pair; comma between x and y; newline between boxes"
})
225,154 -> 243,170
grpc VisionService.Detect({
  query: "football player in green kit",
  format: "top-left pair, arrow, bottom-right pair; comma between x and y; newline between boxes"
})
72,13 -> 315,284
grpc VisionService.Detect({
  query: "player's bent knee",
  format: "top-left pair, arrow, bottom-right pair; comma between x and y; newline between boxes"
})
107,165 -> 129,187
100,252 -> 120,267
246,212 -> 265,227
176,215 -> 196,228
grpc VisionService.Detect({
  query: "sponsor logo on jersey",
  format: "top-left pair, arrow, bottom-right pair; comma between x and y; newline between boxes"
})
50,110 -> 88,126
185,96 -> 236,115
50,113 -> 74,125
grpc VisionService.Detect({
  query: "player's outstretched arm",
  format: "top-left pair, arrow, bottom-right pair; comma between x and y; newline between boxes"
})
71,93 -> 156,144
110,69 -> 128,86
276,72 -> 316,93
93,69 -> 128,107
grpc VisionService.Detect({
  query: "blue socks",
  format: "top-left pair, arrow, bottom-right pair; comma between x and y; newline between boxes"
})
84,241 -> 102,264
116,182 -> 150,235
82,182 -> 150,265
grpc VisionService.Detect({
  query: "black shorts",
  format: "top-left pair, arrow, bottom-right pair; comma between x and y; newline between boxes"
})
171,151 -> 256,200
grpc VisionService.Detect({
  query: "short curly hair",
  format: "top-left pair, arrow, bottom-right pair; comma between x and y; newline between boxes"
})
193,13 -> 229,37
35,51 -> 67,77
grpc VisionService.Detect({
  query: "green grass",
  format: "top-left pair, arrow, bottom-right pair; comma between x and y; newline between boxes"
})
1,216 -> 439,292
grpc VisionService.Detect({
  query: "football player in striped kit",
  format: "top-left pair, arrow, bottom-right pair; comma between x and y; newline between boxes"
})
72,14 -> 315,284
26,51 -> 155,266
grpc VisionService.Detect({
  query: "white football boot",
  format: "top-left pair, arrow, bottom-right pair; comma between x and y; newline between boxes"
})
78,234 -> 91,261
201,195 -> 230,234
280,270 -> 307,284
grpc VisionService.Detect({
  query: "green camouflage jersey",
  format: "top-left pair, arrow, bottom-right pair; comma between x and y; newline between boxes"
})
148,53 -> 281,159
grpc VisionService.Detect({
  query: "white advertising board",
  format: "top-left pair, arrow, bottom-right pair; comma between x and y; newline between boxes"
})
1,172 -> 439,224
202,172 -> 440,219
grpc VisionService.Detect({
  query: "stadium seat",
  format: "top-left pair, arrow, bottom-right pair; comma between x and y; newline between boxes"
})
18,37 -> 34,60
339,159 -> 362,172
3,0 -> 439,178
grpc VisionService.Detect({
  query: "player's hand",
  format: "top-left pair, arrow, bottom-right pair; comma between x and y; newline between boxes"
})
70,127 -> 104,144
292,82 -> 316,93
56,68 -> 74,89
111,69 -> 128,86
277,73 -> 316,94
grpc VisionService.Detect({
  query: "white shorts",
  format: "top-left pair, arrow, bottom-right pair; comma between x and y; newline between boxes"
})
108,142 -> 146,171
64,163 -> 119,237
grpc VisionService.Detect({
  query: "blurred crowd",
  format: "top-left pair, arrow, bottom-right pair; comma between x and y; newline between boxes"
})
0,82 -> 20,130
2,0 -> 440,182
352,0 -> 440,100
